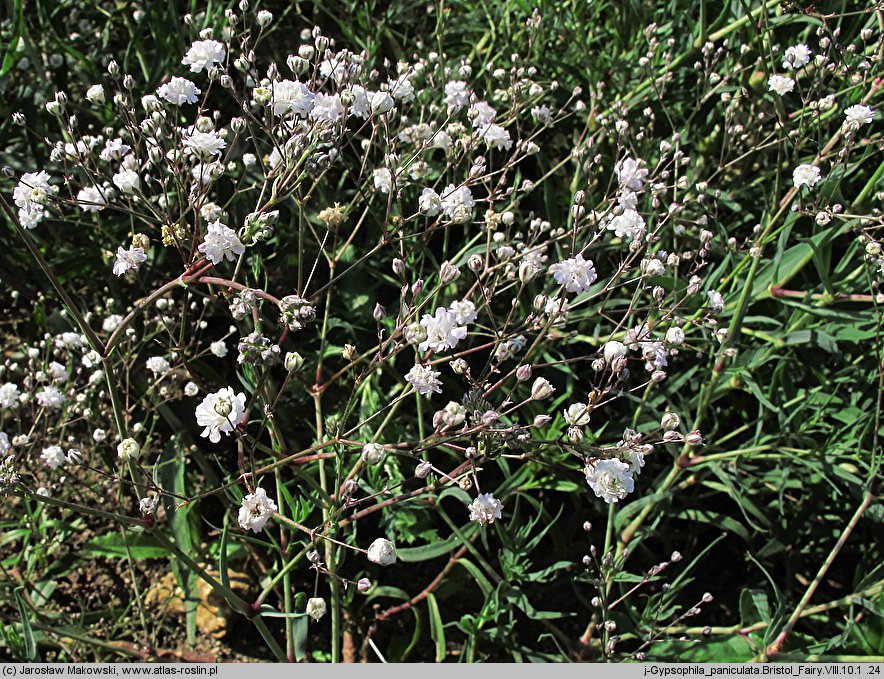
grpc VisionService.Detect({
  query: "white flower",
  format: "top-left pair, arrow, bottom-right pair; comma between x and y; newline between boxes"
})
418,307 -> 467,353
210,340 -> 228,358
195,387 -> 247,443
603,340 -> 627,364
792,164 -> 822,189
531,377 -> 555,400
640,341 -> 668,371
347,85 -> 370,119
622,448 -> 646,476
99,138 -> 130,162
367,538 -> 397,566
844,104 -> 874,127
615,158 -> 648,191
306,597 -> 327,621
14,171 -> 55,210
444,80 -> 470,110
86,84 -> 105,105
440,185 -> 475,223
198,220 -> 245,264
184,130 -> 226,158
607,209 -> 646,241
564,403 -> 591,426
238,487 -> 277,533
768,75 -> 795,96
157,77 -> 201,105
102,314 -> 123,333
388,73 -> 414,101
0,383 -> 21,409
439,401 -> 466,427
665,326 -> 685,345
782,44 -> 811,69
468,493 -> 503,525
76,187 -> 106,212
405,364 -> 442,396
310,93 -> 344,123
449,299 -> 477,325
112,169 -> 140,194
146,356 -> 170,375
480,124 -> 512,151
585,459 -> 635,503
271,79 -> 314,117
707,290 -> 724,314
369,90 -> 395,115
549,254 -> 597,294
117,438 -> 141,461
419,188 -> 442,216
36,386 -> 65,409
113,246 -> 147,276
373,168 -> 393,194
41,445 -> 66,470
182,39 -> 226,73
140,494 -> 159,515
470,101 -> 497,127
48,361 -> 67,382
184,381 -> 199,397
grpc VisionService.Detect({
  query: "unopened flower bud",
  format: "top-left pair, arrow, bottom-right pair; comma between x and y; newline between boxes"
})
256,9 -> 273,26
284,352 -> 304,372
685,430 -> 704,445
531,377 -> 555,400
373,303 -> 386,321
392,258 -> 405,276
367,537 -> 396,566
357,577 -> 372,592
467,254 -> 484,272
342,344 -> 356,361
306,597 -> 327,621
415,461 -> 432,478
440,260 -> 460,283
533,414 -> 552,427
603,340 -> 627,364
361,442 -> 385,465
518,261 -> 537,283
515,364 -> 532,382
117,437 -> 140,461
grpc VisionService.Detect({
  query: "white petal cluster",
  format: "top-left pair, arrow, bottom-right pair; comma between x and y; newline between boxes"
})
440,185 -> 475,223
844,104 -> 874,127
607,209 -> 646,241
76,187 -> 107,212
563,403 -> 591,426
405,364 -> 443,396
198,220 -> 245,264
14,171 -> 57,229
584,459 -> 635,504
793,164 -> 822,189
41,445 -> 66,470
184,131 -> 226,158
113,245 -> 147,277
271,79 -> 314,117
768,75 -> 795,96
418,307 -> 468,353
157,77 -> 201,105
238,487 -> 277,533
548,254 -> 597,294
182,39 -> 226,73
782,44 -> 811,69
468,493 -> 503,525
195,387 -> 246,443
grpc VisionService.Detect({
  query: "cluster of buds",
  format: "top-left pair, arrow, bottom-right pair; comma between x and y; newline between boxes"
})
237,332 -> 280,365
278,295 -> 316,331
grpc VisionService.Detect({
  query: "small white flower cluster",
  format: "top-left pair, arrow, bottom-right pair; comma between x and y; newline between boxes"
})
195,387 -> 246,443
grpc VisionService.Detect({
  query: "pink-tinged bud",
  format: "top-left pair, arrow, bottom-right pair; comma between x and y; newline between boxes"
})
530,377 -> 555,400
515,364 -> 532,381
357,577 -> 372,592
533,414 -> 552,427
583,521 -> 592,532
411,279 -> 423,297
392,258 -> 405,275
685,430 -> 704,445
467,254 -> 484,272
651,370 -> 667,382
415,461 -> 432,478
373,303 -> 386,321
661,412 -> 680,430
440,260 -> 460,283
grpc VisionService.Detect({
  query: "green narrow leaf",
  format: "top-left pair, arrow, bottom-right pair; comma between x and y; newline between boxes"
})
14,587 -> 37,661
426,593 -> 446,662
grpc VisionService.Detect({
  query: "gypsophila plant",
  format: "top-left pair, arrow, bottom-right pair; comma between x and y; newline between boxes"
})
0,0 -> 882,664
